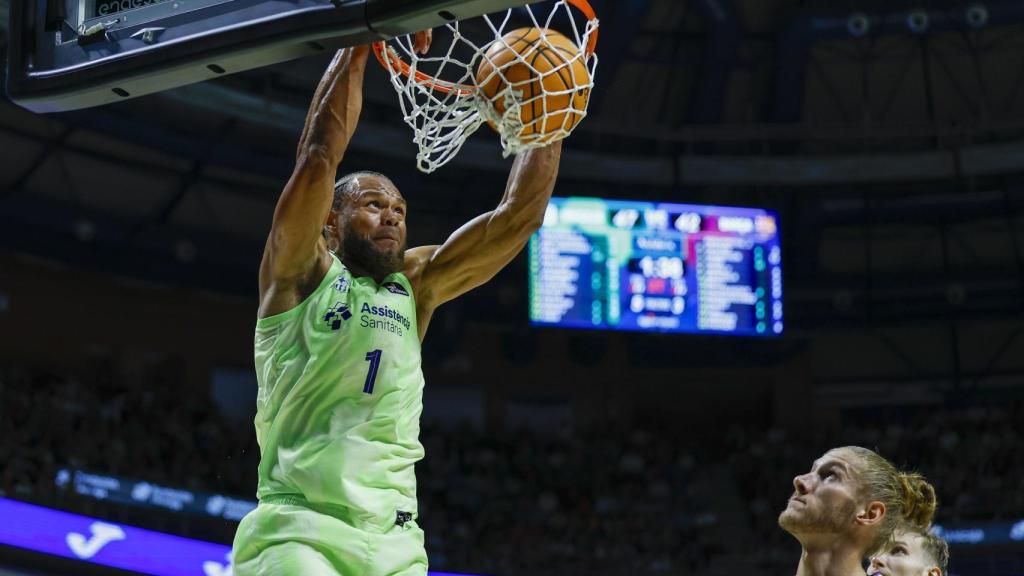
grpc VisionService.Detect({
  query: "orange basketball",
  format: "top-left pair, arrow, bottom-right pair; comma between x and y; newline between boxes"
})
475,27 -> 591,144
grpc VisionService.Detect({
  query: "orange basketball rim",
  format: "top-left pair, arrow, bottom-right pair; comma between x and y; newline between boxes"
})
371,0 -> 599,97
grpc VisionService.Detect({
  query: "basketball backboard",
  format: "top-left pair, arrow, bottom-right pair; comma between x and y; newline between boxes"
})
6,0 -> 534,112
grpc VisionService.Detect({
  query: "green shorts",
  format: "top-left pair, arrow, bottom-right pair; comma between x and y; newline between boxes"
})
231,499 -> 428,576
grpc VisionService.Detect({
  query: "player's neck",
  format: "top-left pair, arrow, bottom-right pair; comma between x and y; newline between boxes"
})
340,256 -> 389,284
794,542 -> 867,576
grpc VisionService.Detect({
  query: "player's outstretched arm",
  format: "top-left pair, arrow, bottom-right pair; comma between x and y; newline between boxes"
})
407,141 -> 563,336
258,46 -> 369,318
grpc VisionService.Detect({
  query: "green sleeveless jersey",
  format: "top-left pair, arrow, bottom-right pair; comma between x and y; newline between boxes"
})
252,252 -> 424,533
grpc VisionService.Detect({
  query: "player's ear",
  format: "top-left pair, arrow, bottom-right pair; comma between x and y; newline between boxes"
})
323,211 -> 340,250
856,501 -> 885,527
926,568 -> 941,576
324,209 -> 339,234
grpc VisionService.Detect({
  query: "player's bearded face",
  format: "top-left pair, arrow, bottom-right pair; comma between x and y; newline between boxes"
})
341,209 -> 406,277
778,449 -> 861,537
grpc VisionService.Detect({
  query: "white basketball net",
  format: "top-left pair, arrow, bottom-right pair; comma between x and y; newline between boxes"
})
375,1 -> 599,173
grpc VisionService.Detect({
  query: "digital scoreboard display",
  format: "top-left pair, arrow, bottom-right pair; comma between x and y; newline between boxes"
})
529,197 -> 783,336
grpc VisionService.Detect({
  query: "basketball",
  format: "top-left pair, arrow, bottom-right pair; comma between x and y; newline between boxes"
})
475,27 -> 592,144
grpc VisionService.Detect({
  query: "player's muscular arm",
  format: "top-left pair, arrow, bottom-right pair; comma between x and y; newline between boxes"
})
407,141 -> 562,334
258,46 -> 369,318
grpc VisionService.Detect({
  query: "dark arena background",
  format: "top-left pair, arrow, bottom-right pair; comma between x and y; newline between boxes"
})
2,0 -> 1024,575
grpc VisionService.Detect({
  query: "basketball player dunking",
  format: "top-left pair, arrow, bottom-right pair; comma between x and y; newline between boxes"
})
231,37 -> 563,575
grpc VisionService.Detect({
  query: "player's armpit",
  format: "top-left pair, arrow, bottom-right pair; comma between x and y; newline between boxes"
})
404,246 -> 438,284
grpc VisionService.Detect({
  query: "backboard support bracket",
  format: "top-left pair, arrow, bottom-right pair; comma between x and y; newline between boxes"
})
6,0 -> 531,112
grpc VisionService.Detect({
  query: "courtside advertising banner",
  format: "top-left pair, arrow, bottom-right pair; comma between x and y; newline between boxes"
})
0,498 -> 474,576
0,497 -> 233,575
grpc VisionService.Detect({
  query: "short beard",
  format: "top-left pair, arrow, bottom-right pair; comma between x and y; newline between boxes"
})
341,226 -> 405,279
778,499 -> 856,537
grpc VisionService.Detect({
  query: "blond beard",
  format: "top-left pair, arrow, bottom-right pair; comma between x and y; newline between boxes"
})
778,499 -> 857,536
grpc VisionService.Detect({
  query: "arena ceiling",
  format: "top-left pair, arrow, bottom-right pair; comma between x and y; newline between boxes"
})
1,0 -> 1023,323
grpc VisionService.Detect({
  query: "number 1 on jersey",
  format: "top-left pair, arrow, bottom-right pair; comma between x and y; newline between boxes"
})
363,349 -> 382,394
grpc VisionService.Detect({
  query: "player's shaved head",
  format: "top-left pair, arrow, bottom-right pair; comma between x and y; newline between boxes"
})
333,171 -> 398,212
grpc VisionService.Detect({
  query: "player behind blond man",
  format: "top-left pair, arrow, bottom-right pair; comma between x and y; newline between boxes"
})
778,446 -> 938,576
231,32 -> 568,576
869,526 -> 949,576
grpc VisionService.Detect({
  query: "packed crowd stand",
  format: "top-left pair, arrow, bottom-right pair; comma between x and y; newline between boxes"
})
1,363 -> 1021,575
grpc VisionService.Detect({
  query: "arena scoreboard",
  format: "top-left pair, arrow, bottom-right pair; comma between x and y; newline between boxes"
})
529,197 -> 783,336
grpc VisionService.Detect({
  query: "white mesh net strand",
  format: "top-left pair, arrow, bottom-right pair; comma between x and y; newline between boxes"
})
375,1 -> 599,173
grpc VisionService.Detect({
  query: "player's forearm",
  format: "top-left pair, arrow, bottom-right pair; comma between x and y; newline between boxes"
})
264,47 -> 367,281
409,142 -> 562,307
490,141 -> 563,238
295,46 -> 369,165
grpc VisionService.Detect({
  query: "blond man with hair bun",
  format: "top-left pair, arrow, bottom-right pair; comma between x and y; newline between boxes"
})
869,527 -> 949,576
778,446 -> 938,576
